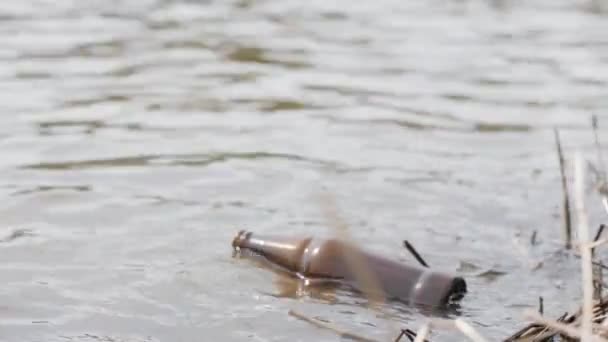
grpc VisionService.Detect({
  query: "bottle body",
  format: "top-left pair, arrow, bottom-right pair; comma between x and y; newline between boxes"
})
232,230 -> 466,307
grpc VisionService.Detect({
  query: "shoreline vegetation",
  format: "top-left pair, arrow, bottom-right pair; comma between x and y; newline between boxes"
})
286,115 -> 608,342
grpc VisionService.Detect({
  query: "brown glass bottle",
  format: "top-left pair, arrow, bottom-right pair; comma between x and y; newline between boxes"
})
232,230 -> 466,307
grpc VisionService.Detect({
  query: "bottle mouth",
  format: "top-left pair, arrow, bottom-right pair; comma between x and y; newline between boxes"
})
445,276 -> 467,303
232,230 -> 251,250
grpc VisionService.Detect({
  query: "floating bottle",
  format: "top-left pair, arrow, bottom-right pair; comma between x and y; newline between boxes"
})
232,230 -> 466,307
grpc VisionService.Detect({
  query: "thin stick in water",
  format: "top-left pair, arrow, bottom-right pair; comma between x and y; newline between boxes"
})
394,329 -> 407,342
395,329 -> 422,342
555,128 -> 573,249
594,224 -> 607,243
403,240 -> 429,268
404,329 -> 422,342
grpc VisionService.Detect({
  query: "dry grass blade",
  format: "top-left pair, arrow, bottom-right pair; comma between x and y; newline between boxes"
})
317,191 -> 401,341
555,128 -> 573,249
317,192 -> 386,307
523,310 -> 584,340
575,152 -> 595,342
288,310 -> 379,342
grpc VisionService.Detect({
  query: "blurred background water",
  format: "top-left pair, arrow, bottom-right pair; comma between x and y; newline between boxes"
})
0,0 -> 608,341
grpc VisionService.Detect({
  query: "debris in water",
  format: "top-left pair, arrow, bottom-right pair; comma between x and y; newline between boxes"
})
403,240 -> 429,268
232,230 -> 467,307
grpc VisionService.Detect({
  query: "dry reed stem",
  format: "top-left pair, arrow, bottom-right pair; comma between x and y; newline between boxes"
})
318,192 -> 387,307
555,128 -> 573,249
317,191 -> 402,341
575,152 -> 595,342
586,238 -> 608,250
523,310 -> 585,340
288,310 -> 379,342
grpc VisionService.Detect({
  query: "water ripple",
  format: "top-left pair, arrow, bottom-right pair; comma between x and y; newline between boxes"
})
1,0 -> 607,341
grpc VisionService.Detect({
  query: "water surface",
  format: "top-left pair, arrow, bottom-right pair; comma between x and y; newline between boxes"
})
1,0 -> 608,341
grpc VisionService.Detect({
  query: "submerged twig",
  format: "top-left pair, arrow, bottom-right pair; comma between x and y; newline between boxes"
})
555,128 -> 573,249
288,310 -> 379,342
403,240 -> 430,268
539,297 -> 544,315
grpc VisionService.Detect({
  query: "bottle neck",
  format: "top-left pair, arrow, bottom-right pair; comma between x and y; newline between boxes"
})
233,230 -> 312,274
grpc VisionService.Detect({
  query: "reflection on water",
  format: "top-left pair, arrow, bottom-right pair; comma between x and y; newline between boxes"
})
0,0 -> 607,341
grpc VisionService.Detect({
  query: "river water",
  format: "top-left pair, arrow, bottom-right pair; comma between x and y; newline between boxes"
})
1,0 -> 608,341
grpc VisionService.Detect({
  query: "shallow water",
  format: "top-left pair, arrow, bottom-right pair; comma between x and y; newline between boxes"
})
1,0 -> 608,341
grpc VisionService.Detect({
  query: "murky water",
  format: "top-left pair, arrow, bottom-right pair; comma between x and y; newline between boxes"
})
1,0 -> 608,341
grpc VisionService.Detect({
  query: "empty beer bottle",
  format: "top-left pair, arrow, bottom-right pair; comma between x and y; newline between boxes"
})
232,230 -> 466,307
